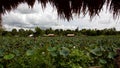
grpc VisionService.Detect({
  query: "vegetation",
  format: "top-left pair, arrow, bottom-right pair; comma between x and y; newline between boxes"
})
0,27 -> 120,68
0,36 -> 120,68
0,27 -> 119,37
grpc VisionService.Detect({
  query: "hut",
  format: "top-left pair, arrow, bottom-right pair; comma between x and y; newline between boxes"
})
67,34 -> 75,37
29,34 -> 34,37
47,34 -> 55,37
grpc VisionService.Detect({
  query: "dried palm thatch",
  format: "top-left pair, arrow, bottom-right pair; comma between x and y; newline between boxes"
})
0,0 -> 120,27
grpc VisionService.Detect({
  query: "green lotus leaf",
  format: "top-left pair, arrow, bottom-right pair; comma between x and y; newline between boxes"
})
0,64 -> 3,68
108,52 -> 115,59
99,59 -> 107,64
4,54 -> 15,60
0,49 -> 4,57
47,46 -> 56,52
26,50 -> 34,56
50,51 -> 57,57
60,47 -> 70,57
91,48 -> 102,56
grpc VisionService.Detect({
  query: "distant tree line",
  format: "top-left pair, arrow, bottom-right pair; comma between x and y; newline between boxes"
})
0,27 -> 119,37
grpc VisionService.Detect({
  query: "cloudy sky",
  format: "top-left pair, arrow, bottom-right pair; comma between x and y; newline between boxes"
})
2,1 -> 120,31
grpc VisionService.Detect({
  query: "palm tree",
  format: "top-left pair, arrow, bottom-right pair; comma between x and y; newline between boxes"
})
0,0 -> 120,27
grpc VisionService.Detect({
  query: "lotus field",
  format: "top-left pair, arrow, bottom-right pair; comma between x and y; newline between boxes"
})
0,36 -> 120,68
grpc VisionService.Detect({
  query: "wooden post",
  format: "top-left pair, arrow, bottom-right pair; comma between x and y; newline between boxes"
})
0,14 -> 2,29
114,49 -> 120,68
33,32 -> 37,43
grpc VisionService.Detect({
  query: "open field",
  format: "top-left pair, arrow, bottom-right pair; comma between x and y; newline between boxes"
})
0,36 -> 120,68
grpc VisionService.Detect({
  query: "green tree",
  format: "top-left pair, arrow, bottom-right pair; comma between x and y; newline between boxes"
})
2,31 -> 8,36
80,29 -> 87,35
26,29 -> 34,36
11,28 -> 17,36
45,28 -> 54,34
55,29 -> 60,35
18,29 -> 25,37
0,28 -> 5,36
34,27 -> 43,36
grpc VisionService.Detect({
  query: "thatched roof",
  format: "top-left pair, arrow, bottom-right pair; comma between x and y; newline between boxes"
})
0,0 -> 120,26
67,34 -> 75,37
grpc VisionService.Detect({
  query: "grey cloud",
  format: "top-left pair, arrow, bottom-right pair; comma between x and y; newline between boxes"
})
3,13 -> 25,25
